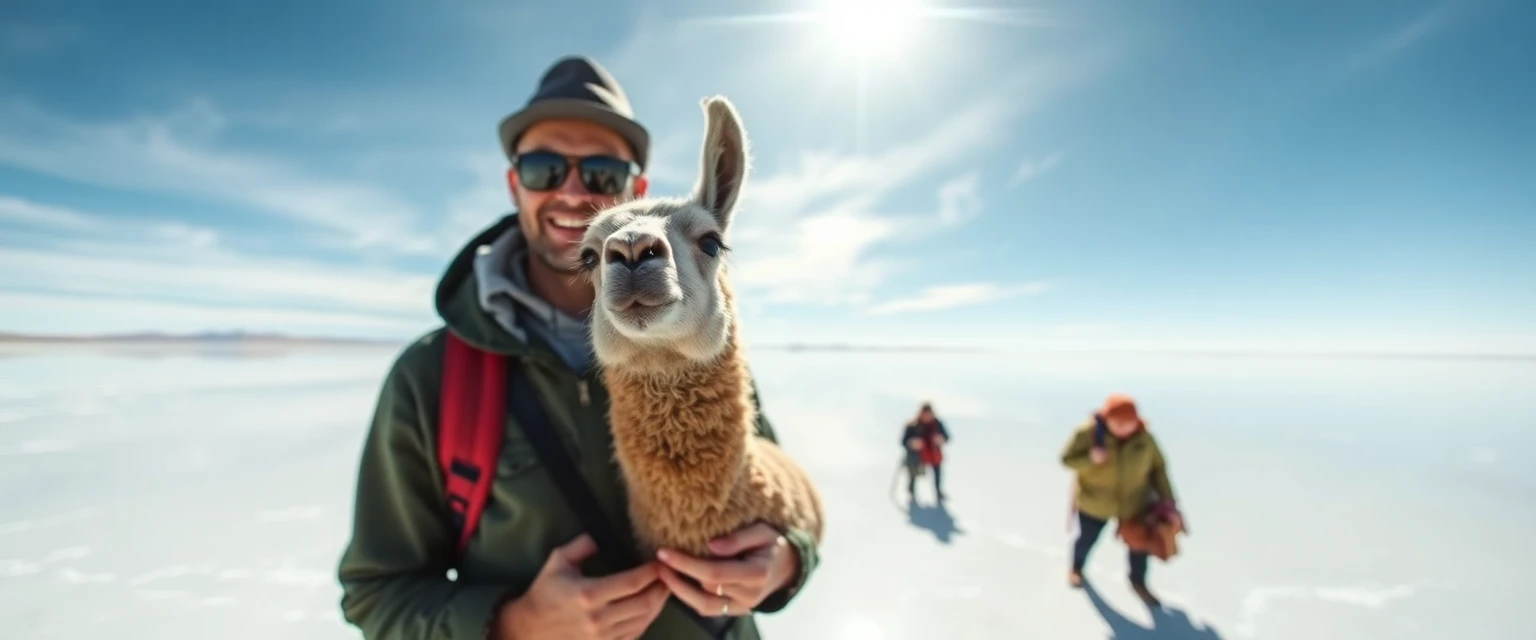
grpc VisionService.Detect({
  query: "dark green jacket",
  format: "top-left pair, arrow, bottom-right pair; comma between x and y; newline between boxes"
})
1059,421 -> 1176,521
336,215 -> 819,639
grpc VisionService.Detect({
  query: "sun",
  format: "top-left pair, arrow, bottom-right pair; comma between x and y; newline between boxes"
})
817,0 -> 924,59
680,0 -> 1048,153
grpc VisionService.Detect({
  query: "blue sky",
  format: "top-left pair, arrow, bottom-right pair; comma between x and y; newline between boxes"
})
1,0 -> 1532,353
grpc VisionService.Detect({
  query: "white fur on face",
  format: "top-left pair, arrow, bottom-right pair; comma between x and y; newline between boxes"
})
583,201 -> 731,367
580,96 -> 749,370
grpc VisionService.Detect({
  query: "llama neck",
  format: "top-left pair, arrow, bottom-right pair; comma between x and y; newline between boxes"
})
602,332 -> 753,512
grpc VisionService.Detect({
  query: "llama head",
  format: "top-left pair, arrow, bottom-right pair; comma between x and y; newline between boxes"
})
579,95 -> 748,370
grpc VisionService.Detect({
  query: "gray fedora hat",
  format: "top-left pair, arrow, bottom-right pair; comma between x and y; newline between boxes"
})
498,56 -> 651,170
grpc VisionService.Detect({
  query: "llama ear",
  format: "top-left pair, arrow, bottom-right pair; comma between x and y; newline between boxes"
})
691,95 -> 749,232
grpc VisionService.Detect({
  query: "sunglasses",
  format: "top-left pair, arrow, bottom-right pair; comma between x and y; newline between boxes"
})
511,151 -> 640,196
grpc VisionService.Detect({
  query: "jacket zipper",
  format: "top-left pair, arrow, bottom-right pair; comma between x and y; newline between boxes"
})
1114,438 -> 1124,515
577,379 -> 591,407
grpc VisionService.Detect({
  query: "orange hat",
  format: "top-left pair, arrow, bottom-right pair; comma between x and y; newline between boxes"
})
1101,394 -> 1140,422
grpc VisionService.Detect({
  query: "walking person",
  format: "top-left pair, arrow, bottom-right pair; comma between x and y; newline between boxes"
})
901,402 -> 950,503
1059,394 -> 1182,607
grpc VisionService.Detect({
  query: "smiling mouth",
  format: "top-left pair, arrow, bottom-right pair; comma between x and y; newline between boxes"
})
543,211 -> 591,240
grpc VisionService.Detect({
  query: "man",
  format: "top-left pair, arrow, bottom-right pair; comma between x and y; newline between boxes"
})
336,56 -> 820,640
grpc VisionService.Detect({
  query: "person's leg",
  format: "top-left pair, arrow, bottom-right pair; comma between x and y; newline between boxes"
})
906,465 -> 917,499
932,463 -> 944,499
1128,547 -> 1160,606
1128,549 -> 1149,585
1071,511 -> 1107,585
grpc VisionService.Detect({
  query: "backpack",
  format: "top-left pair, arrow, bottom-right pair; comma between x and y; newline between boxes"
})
435,330 -> 508,555
434,331 -> 731,636
436,330 -> 636,563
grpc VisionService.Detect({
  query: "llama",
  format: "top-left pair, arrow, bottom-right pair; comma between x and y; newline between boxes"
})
576,95 -> 824,559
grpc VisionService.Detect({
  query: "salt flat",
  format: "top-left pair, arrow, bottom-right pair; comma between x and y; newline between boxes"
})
2,345 -> 1531,639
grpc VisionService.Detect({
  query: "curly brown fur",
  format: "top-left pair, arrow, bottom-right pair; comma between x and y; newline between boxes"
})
602,284 -> 823,557
580,95 -> 824,559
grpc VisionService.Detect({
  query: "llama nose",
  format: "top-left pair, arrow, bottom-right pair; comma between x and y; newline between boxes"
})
604,232 -> 668,269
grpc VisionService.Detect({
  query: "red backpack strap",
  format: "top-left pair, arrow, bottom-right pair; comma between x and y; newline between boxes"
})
438,330 -> 507,556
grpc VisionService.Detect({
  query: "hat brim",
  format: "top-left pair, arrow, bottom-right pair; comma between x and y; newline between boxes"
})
498,99 -> 651,171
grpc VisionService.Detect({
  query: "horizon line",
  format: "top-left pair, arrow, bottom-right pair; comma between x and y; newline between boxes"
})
1,330 -> 1532,362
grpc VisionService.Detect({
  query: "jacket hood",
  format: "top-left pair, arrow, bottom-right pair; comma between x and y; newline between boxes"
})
433,212 -> 544,359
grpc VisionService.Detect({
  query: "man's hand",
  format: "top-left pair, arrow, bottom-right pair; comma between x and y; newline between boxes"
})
1090,447 -> 1107,465
655,523 -> 799,617
493,534 -> 668,640
907,438 -> 923,451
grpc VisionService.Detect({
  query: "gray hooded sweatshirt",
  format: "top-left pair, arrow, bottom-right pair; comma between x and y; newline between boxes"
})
471,225 -> 593,374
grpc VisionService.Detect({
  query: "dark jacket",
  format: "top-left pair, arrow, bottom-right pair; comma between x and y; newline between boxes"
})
335,214 -> 819,640
901,419 -> 949,467
900,419 -> 949,449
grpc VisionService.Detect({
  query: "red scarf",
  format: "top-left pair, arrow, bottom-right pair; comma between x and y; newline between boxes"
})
916,420 -> 943,466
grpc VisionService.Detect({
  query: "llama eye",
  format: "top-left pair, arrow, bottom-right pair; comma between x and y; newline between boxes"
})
580,248 -> 599,270
698,234 -> 725,258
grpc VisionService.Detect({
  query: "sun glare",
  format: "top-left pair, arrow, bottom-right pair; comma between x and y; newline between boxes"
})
684,0 -> 1047,154
819,0 -> 923,58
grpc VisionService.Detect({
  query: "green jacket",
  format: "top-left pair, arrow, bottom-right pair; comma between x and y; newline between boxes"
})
336,215 -> 820,639
1059,420 -> 1177,521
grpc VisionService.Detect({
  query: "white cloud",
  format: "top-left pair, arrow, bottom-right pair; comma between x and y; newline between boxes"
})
436,150 -> 514,250
713,54 -> 1097,307
742,95 -> 1018,225
0,195 -> 434,334
725,90 -> 1037,305
153,223 -> 220,249
1010,151 -> 1063,186
937,173 -> 982,225
1345,8 -> 1450,73
0,195 -> 97,230
642,130 -> 705,191
0,99 -> 432,254
0,291 -> 425,337
0,195 -> 221,248
0,192 -> 438,339
866,282 -> 1049,315
730,210 -> 901,305
0,244 -> 433,317
1048,322 -> 1116,338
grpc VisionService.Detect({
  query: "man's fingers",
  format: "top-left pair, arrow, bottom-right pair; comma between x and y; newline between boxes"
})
606,611 -> 660,640
584,561 -> 661,604
658,548 -> 764,586
606,620 -> 647,640
595,581 -> 668,629
658,565 -> 724,616
706,523 -> 780,556
552,533 -> 598,567
640,580 -> 671,619
703,582 -> 757,603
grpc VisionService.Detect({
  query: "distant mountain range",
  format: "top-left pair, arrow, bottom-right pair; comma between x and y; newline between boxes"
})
0,331 -> 980,352
0,330 -> 396,345
2,332 -> 1526,361
755,342 -> 986,353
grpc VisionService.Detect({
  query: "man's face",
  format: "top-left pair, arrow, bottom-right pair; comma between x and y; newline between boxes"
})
510,118 -> 645,274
